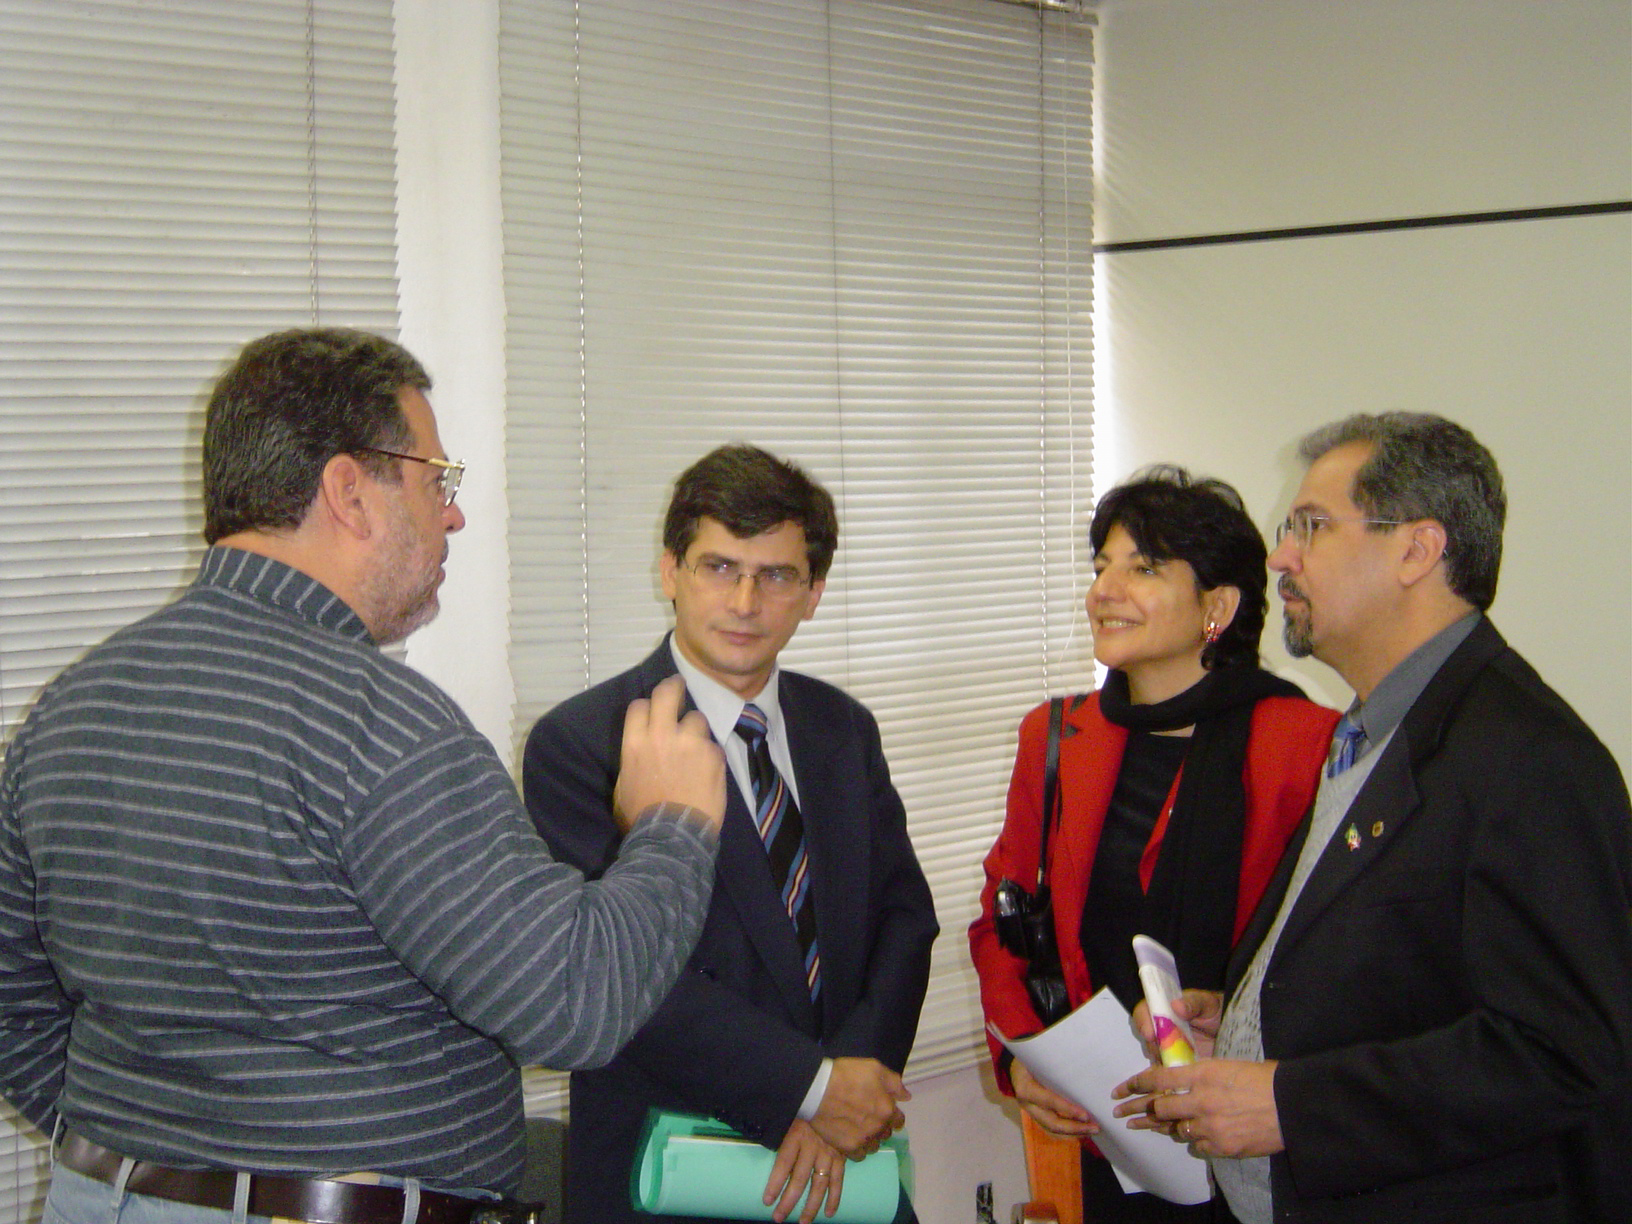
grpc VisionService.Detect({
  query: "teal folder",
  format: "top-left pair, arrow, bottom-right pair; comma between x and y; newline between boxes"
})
633,1110 -> 911,1222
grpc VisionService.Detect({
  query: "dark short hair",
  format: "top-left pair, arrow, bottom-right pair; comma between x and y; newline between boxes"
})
1297,412 -> 1505,610
202,328 -> 430,544
1089,465 -> 1269,670
663,444 -> 839,580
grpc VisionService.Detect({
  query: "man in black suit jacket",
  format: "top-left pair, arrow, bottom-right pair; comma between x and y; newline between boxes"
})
1115,414 -> 1632,1223
523,444 -> 937,1224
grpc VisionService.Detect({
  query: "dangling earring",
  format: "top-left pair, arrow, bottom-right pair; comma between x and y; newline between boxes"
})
1202,621 -> 1222,644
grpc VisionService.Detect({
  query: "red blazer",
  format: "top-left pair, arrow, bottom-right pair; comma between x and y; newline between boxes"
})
969,688 -> 1338,1092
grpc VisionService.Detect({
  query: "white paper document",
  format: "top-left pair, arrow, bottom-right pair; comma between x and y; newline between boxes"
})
990,987 -> 1211,1205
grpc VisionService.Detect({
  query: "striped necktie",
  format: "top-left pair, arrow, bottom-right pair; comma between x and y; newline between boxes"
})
735,703 -> 821,1001
1327,713 -> 1367,778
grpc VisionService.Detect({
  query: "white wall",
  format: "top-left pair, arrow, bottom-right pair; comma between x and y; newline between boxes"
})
1094,0 -> 1632,770
905,1065 -> 1031,1224
394,0 -> 515,753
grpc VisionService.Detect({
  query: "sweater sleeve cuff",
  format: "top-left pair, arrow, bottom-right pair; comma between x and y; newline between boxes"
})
632,801 -> 721,845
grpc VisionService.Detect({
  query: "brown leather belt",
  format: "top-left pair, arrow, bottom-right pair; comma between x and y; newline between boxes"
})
56,1133 -> 486,1224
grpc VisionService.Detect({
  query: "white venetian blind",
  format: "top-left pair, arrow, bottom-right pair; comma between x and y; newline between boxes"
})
499,0 -> 1094,1106
0,1 -> 401,1219
0,0 -> 401,743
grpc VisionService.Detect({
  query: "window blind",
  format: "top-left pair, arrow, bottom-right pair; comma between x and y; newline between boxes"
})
0,1 -> 401,1219
499,0 -> 1094,1113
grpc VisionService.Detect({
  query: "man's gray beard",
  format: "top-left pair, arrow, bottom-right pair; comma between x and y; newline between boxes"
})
374,590 -> 439,646
1282,610 -> 1314,658
362,525 -> 444,645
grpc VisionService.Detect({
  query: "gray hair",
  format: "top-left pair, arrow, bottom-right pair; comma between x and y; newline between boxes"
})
1298,412 -> 1505,610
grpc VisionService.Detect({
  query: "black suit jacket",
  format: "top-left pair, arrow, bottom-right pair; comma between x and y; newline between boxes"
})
1225,618 -> 1632,1223
522,638 -> 938,1224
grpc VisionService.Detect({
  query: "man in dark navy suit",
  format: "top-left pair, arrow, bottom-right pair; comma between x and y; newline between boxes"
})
524,444 -> 937,1224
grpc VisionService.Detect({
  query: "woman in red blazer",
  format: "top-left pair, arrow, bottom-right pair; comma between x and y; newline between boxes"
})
969,467 -> 1337,1223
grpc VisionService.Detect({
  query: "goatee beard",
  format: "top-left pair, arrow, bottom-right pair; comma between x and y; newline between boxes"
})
1282,610 -> 1313,658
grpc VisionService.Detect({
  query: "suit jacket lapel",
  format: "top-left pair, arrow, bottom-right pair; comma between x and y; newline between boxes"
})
1266,737 -> 1421,961
1052,698 -> 1127,949
713,781 -> 817,1026
1254,619 -> 1507,969
782,678 -> 859,1022
1226,812 -> 1309,992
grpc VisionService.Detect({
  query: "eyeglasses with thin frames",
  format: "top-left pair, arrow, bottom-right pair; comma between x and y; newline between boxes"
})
684,556 -> 811,602
358,447 -> 465,507
1274,507 -> 1408,549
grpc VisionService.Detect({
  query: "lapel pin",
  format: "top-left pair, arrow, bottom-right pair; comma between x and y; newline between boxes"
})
1371,821 -> 1385,838
1345,824 -> 1361,851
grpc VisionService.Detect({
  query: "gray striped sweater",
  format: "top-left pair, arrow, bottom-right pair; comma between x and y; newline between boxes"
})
0,547 -> 716,1192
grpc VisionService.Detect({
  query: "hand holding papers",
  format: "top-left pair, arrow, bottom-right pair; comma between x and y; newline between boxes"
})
1009,1059 -> 1099,1139
1112,1054 -> 1285,1160
989,987 -> 1211,1205
1109,939 -> 1283,1161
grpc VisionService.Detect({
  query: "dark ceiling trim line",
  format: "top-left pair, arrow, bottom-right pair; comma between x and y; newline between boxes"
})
1094,200 -> 1632,254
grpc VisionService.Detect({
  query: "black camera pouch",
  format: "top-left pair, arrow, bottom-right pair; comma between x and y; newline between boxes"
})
994,696 -> 1070,1026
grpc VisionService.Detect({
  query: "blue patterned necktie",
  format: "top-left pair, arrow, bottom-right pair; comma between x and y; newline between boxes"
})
1327,713 -> 1367,778
735,703 -> 821,1001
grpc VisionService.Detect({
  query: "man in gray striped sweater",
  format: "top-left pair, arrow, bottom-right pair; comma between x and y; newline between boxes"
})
0,329 -> 726,1224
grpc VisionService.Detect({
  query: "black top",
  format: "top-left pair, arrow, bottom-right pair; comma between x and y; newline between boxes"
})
1080,730 -> 1189,1011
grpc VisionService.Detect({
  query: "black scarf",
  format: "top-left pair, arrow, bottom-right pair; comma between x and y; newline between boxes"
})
1098,665 -> 1305,991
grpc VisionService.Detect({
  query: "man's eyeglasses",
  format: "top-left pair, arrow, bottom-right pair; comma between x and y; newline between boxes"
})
1274,507 -> 1408,549
685,556 -> 810,602
358,447 -> 465,507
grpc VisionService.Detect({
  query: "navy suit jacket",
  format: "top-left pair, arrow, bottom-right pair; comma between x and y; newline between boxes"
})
1226,618 -> 1632,1223
522,638 -> 938,1224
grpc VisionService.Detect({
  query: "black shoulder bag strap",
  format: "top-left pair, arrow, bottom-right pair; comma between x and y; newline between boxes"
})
1015,695 -> 1070,1024
1036,695 -> 1064,893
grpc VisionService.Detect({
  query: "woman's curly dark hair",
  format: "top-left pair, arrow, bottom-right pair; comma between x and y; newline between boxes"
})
1089,465 -> 1268,670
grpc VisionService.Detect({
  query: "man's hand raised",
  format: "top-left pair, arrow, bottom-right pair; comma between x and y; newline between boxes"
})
613,675 -> 725,833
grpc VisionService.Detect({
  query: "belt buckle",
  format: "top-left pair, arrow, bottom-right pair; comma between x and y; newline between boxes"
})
469,1204 -> 547,1224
